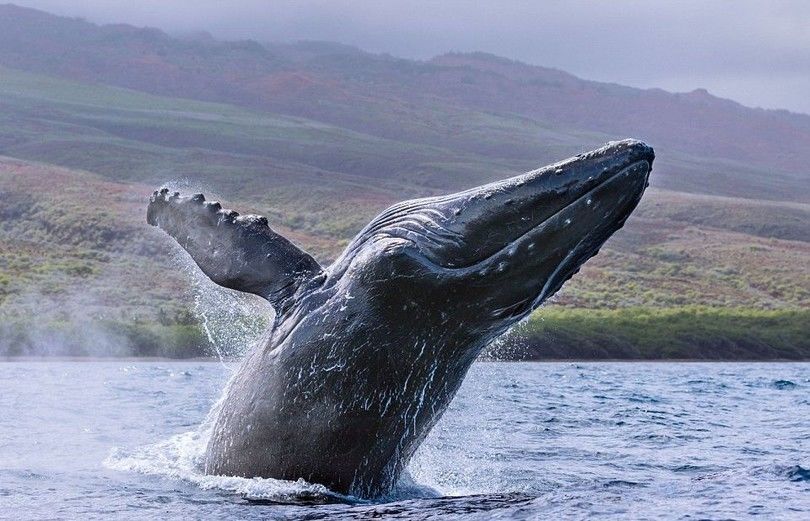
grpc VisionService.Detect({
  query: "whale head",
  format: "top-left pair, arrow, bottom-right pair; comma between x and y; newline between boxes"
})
325,139 -> 653,343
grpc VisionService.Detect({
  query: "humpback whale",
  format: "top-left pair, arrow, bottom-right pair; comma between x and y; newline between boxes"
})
147,139 -> 653,498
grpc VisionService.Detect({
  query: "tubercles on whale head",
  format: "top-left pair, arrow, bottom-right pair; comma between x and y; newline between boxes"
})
332,139 -> 654,330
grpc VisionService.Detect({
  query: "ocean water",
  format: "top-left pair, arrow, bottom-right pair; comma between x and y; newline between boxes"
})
0,361 -> 807,520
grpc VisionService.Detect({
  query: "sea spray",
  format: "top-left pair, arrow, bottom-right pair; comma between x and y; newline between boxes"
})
102,340 -> 348,502
177,238 -> 272,362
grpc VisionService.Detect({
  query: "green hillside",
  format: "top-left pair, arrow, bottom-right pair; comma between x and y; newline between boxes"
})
2,3 -> 808,206
0,68 -> 808,359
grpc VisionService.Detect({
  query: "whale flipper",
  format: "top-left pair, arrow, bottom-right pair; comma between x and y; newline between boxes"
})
147,188 -> 322,308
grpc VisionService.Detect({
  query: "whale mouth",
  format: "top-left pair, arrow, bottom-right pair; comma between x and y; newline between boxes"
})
410,160 -> 651,271
441,158 -> 652,273
528,159 -> 651,302
398,154 -> 652,326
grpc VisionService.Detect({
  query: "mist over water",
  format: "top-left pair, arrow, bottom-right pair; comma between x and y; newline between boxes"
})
0,278 -> 138,357
0,176 -> 275,359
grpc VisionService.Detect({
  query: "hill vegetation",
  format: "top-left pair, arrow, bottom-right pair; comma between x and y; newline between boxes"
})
1,4 -> 809,204
0,4 -> 807,359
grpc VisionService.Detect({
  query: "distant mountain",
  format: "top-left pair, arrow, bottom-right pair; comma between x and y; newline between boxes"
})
0,3 -> 807,203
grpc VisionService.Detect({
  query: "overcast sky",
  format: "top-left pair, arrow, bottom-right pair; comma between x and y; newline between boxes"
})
13,0 -> 810,114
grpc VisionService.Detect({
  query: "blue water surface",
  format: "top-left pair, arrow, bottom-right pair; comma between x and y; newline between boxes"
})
0,361 -> 807,519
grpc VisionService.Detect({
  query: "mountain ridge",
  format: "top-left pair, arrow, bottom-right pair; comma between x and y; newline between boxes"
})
0,2 -> 808,199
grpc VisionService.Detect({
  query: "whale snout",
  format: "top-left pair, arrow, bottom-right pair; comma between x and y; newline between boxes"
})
350,139 -> 654,327
379,139 -> 653,268
455,139 -> 653,324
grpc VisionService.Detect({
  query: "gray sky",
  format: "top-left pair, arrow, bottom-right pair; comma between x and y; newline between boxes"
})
13,0 -> 810,114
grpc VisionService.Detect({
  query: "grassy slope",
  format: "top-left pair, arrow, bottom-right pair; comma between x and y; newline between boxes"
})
0,68 -> 808,358
1,4 -> 808,205
499,307 -> 810,360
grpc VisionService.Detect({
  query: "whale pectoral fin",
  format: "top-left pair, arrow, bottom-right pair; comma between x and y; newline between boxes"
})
147,188 -> 322,307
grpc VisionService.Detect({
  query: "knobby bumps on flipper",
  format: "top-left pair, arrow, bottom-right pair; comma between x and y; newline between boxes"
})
147,188 -> 322,308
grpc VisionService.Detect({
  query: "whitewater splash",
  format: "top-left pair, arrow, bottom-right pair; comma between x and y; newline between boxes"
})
103,426 -> 347,503
104,264 -> 440,504
103,405 -> 438,505
104,358 -> 352,504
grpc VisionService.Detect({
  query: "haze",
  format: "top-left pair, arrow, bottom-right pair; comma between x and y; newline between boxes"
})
10,0 -> 810,115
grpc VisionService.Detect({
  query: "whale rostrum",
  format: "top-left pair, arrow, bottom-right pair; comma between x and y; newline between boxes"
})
147,139 -> 654,498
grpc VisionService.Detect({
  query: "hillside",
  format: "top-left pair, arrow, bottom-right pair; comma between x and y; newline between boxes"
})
0,4 -> 808,359
0,3 -> 808,204
2,152 -> 807,358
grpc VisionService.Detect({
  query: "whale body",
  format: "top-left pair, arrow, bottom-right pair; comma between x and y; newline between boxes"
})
147,139 -> 654,498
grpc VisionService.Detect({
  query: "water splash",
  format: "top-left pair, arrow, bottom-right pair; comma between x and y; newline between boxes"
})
166,235 -> 272,365
104,425 -> 347,503
104,367 -> 351,504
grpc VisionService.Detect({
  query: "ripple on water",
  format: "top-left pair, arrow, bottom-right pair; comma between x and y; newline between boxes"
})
4,361 -> 809,519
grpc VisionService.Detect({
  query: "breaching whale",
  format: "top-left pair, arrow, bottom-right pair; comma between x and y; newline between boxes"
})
147,139 -> 653,498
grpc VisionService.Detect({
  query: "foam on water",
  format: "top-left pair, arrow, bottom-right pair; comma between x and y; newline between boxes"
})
103,366 -> 358,504
103,408 -> 440,505
104,428 -> 348,503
